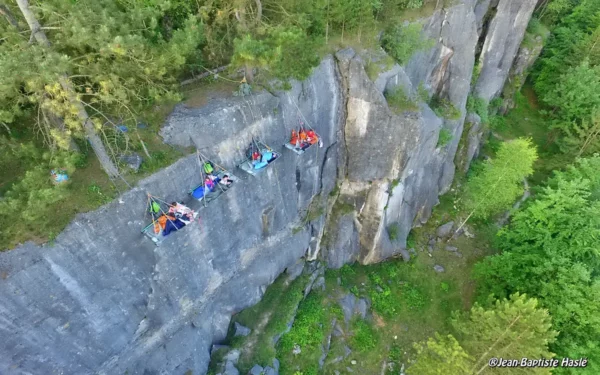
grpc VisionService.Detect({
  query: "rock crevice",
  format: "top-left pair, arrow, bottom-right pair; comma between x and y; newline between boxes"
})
0,1 -> 537,373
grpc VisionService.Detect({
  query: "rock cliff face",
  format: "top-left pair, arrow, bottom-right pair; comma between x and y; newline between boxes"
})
0,2 -> 537,374
474,0 -> 537,101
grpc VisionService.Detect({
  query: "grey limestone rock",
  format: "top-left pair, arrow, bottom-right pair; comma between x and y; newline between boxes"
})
356,298 -> 368,319
224,361 -> 240,375
445,246 -> 458,252
119,152 -> 143,172
224,349 -> 241,364
436,221 -> 454,238
339,293 -> 358,323
434,265 -> 445,273
313,276 -> 326,292
322,211 -> 359,269
248,364 -> 264,375
285,260 -> 305,282
474,0 -> 538,101
0,57 -> 341,375
234,322 -> 251,337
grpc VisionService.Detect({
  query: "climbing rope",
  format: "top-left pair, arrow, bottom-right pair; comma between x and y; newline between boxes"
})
197,150 -> 226,195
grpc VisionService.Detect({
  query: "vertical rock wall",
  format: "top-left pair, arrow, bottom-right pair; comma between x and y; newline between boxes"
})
474,0 -> 537,101
0,0 -> 539,373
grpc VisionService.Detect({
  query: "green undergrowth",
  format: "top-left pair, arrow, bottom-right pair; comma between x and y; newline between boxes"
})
487,84 -> 571,185
0,100 -> 189,250
437,128 -> 453,147
385,87 -> 419,114
430,96 -> 461,120
220,273 -> 310,373
277,291 -> 334,375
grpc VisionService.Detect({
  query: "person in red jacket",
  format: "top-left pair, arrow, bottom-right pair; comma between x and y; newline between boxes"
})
289,129 -> 299,147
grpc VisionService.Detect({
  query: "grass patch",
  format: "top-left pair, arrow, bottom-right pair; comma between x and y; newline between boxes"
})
277,291 -> 328,375
466,95 -> 489,124
437,128 -> 453,147
491,84 -> 571,185
351,320 -> 377,352
522,18 -> 550,49
417,82 -> 429,102
223,273 -> 309,372
365,54 -> 396,81
385,87 -> 419,114
430,97 -> 461,120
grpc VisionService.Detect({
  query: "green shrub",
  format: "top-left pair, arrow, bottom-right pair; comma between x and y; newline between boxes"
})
489,97 -> 503,114
437,128 -> 453,147
526,17 -> 547,38
352,320 -> 377,352
278,292 -> 325,353
430,97 -> 461,120
406,231 -> 417,248
417,82 -> 429,102
369,284 -> 397,317
402,284 -> 426,310
385,87 -> 419,113
400,0 -> 424,9
388,223 -> 400,241
381,23 -> 434,65
471,62 -> 482,85
440,282 -> 450,293
466,95 -> 489,124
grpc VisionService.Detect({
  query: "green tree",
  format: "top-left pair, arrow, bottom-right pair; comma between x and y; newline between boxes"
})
459,138 -> 537,228
474,156 -> 600,374
381,23 -> 433,65
1,0 -> 203,177
452,294 -> 557,375
407,334 -> 472,375
559,112 -> 600,156
542,60 -> 600,123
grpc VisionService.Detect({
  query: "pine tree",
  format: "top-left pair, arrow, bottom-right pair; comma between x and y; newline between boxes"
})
2,0 -> 203,178
474,156 -> 600,374
456,138 -> 537,233
15,0 -> 120,178
452,294 -> 557,375
407,334 -> 472,375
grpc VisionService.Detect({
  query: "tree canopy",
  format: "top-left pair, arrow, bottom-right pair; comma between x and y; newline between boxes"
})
474,155 -> 600,374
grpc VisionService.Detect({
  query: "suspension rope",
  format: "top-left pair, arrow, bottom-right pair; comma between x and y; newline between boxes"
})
195,151 -> 208,207
287,92 -> 317,132
198,150 -> 225,194
146,193 -> 181,233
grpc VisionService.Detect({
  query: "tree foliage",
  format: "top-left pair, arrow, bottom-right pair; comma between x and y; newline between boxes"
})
533,0 -> 600,157
474,155 -> 600,374
407,334 -> 472,375
463,138 -> 538,219
381,23 -> 433,65
409,294 -> 556,375
452,294 -> 557,375
1,0 -> 203,149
